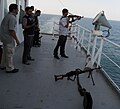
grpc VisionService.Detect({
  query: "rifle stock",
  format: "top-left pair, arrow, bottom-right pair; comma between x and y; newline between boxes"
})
54,75 -> 64,81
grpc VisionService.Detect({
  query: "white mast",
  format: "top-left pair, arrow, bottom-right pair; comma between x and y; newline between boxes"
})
25,0 -> 29,6
0,0 -> 4,24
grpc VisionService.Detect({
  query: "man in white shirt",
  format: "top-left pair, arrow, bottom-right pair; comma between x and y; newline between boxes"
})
0,4 -> 20,73
53,8 -> 69,59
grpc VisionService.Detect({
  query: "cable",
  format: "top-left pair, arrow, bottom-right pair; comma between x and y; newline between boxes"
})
57,0 -> 83,18
57,0 -> 65,7
57,0 -> 74,15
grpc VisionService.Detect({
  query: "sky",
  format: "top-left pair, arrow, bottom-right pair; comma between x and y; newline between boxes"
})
29,0 -> 120,21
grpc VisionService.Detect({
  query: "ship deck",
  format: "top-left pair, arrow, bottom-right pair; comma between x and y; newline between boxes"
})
0,34 -> 120,109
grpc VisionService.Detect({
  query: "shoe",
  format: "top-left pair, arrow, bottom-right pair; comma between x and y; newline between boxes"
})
28,58 -> 35,61
0,67 -> 6,70
61,55 -> 69,58
6,69 -> 19,73
54,55 -> 60,59
36,43 -> 41,46
22,62 -> 31,65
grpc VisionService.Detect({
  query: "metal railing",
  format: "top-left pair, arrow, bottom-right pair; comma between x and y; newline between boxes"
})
38,20 -> 120,89
52,21 -> 120,90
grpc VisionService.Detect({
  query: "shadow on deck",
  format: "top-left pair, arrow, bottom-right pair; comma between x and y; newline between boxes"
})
0,34 -> 120,109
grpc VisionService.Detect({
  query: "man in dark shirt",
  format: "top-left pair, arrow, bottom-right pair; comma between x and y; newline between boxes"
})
33,10 -> 41,47
22,6 -> 35,65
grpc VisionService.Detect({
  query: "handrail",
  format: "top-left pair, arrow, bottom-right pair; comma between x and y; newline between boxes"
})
40,20 -> 120,89
104,38 -> 120,48
52,20 -> 120,88
102,52 -> 120,69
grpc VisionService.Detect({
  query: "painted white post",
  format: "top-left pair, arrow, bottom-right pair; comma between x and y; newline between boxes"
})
85,35 -> 98,68
87,32 -> 92,56
0,0 -> 4,45
76,26 -> 80,50
77,25 -> 80,39
25,0 -> 29,7
97,37 -> 104,67
0,0 -> 4,24
75,25 -> 78,38
78,26 -> 80,41
81,30 -> 85,48
16,0 -> 20,24
52,21 -> 55,40
91,36 -> 97,65
73,24 -> 77,38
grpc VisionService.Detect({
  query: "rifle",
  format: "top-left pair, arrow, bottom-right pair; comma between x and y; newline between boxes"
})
68,15 -> 84,23
54,67 -> 101,85
68,15 -> 84,18
54,67 -> 101,109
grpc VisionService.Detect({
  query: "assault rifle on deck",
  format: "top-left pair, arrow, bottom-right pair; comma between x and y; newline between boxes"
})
54,67 -> 101,85
54,67 -> 101,109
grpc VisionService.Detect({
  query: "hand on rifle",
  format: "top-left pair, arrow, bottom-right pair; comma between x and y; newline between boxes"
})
77,16 -> 84,20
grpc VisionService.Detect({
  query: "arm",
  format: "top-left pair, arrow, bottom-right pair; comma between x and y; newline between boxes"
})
9,16 -> 20,46
9,30 -> 20,46
68,15 -> 83,23
65,17 -> 69,28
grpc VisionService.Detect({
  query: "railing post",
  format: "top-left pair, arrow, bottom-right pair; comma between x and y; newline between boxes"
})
81,30 -> 85,48
71,24 -> 77,44
52,21 -> 55,40
97,37 -> 104,67
76,26 -> 80,50
87,32 -> 92,56
85,35 -> 104,68
73,24 -> 77,38
77,25 -> 80,39
73,25 -> 80,50
85,35 -> 98,68
0,0 -> 4,24
91,35 -> 97,65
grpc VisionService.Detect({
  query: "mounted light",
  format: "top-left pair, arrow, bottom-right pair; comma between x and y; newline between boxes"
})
92,11 -> 112,37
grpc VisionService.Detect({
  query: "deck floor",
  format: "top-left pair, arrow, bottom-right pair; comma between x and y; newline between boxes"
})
0,35 -> 120,109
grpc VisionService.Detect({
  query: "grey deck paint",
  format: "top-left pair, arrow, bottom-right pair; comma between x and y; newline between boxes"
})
0,35 -> 120,109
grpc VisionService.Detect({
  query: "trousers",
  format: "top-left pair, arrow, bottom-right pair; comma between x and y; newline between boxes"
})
1,43 -> 15,71
54,35 -> 67,56
22,33 -> 33,63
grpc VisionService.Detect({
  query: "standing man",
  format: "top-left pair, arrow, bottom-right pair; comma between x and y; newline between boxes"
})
53,8 -> 69,59
0,4 -> 20,73
22,7 -> 35,65
33,10 -> 41,47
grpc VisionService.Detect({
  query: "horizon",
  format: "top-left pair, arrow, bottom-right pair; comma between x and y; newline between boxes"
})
29,0 -> 120,21
40,13 -> 120,22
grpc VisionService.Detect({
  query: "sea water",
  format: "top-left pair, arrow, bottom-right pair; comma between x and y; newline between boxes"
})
40,14 -> 120,88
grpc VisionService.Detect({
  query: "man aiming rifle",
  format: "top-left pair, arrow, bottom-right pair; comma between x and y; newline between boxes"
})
53,8 -> 83,59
